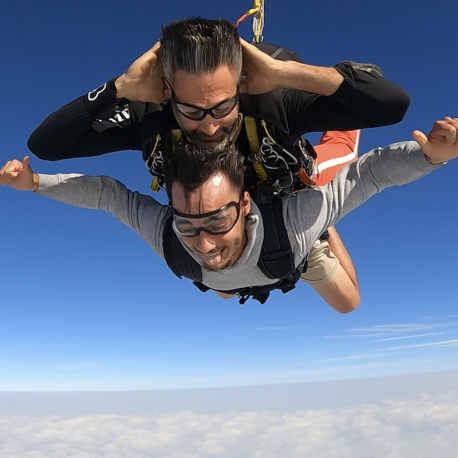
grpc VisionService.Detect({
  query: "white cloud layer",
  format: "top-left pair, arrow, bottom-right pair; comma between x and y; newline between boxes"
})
325,321 -> 458,339
1,391 -> 457,458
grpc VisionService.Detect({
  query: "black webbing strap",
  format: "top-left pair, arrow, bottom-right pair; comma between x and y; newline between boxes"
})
256,183 -> 297,281
163,216 -> 202,282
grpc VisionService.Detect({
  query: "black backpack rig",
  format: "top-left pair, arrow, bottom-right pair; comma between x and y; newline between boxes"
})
145,44 -> 326,305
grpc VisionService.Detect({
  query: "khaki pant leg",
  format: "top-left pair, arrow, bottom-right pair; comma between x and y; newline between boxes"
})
301,240 -> 340,286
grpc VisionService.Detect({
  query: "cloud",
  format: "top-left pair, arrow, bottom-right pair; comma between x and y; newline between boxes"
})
372,339 -> 458,352
351,323 -> 457,333
0,392 -> 457,458
317,353 -> 385,362
374,332 -> 444,342
325,322 -> 458,339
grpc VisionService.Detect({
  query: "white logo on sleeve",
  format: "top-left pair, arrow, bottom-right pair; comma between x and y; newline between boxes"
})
93,105 -> 131,130
107,107 -> 131,123
87,83 -> 107,102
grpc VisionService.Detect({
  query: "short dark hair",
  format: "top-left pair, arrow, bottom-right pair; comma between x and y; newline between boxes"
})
164,142 -> 245,207
161,17 -> 242,82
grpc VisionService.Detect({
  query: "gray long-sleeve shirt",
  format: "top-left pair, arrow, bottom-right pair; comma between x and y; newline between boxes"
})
36,141 -> 442,291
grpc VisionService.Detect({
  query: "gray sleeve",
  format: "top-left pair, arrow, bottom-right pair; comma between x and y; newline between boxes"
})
36,173 -> 170,258
285,141 -> 445,259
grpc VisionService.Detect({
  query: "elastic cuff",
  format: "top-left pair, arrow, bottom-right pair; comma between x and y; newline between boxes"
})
330,63 -> 356,104
36,173 -> 61,193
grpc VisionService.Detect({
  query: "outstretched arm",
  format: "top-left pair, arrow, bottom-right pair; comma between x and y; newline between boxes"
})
307,118 -> 458,311
412,117 -> 458,164
0,156 -> 170,258
288,117 -> 458,262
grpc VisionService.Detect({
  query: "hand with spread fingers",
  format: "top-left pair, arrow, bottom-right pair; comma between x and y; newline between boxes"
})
0,156 -> 37,191
239,38 -> 282,95
412,117 -> 458,164
114,41 -> 171,104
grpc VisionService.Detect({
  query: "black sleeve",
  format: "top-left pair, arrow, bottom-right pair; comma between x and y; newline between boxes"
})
283,63 -> 411,137
27,79 -> 147,161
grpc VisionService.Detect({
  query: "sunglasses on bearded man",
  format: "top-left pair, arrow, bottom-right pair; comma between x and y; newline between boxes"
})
169,84 -> 240,121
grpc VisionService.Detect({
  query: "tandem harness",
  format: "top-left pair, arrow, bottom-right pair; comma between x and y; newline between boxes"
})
162,186 -> 308,305
145,43 -> 324,304
154,117 -> 318,305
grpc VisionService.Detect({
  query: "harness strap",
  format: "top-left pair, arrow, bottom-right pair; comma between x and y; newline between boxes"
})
163,216 -> 202,282
256,184 -> 297,281
162,189 -> 302,304
147,134 -> 162,192
170,129 -> 182,145
151,176 -> 160,192
244,116 -> 269,182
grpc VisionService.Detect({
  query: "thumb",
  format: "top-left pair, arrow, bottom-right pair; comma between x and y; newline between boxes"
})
150,41 -> 161,54
22,156 -> 32,171
412,130 -> 429,150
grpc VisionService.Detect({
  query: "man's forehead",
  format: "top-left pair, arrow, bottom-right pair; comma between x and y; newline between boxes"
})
171,67 -> 238,98
171,173 -> 239,214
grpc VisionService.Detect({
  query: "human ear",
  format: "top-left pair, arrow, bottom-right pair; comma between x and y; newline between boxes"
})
241,191 -> 251,215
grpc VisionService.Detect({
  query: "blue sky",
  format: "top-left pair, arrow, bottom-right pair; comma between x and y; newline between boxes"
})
1,0 -> 458,392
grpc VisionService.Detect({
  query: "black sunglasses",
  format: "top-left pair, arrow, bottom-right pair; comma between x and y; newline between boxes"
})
169,86 -> 240,121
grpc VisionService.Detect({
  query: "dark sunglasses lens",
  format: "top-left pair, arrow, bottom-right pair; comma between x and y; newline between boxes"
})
174,103 -> 205,121
173,93 -> 238,121
211,102 -> 237,119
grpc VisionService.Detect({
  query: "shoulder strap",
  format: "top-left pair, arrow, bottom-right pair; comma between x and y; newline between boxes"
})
161,185 -> 303,305
256,183 -> 297,281
163,216 -> 202,282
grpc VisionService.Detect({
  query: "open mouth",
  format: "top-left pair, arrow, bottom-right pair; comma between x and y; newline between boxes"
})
201,248 -> 224,268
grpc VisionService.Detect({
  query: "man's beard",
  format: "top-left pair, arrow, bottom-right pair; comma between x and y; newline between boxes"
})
185,118 -> 240,153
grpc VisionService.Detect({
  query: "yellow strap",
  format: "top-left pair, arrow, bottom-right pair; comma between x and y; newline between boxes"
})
151,176 -> 160,192
245,116 -> 260,154
150,130 -> 182,191
148,134 -> 161,193
244,116 -> 268,182
252,162 -> 268,182
148,134 -> 161,158
171,129 -> 182,154
171,129 -> 182,141
261,119 -> 276,144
